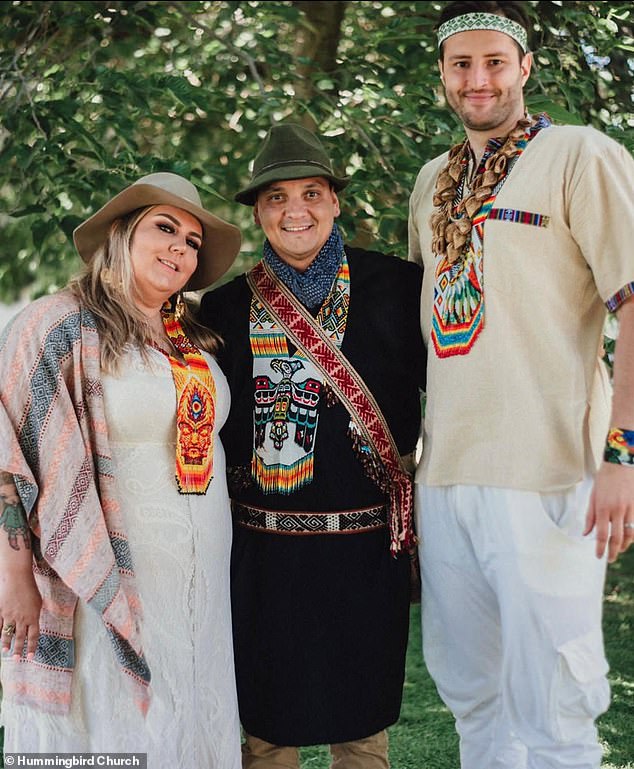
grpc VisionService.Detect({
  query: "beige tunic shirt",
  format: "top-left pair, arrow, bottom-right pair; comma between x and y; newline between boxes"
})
409,125 -> 634,492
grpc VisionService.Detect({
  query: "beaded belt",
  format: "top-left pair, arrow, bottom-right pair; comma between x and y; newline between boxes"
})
232,500 -> 388,535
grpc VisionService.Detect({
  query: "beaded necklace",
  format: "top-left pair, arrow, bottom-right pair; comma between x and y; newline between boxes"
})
430,114 -> 548,264
154,303 -> 217,494
429,114 -> 550,358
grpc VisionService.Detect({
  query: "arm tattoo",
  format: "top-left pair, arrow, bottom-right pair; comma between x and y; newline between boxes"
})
0,471 -> 31,551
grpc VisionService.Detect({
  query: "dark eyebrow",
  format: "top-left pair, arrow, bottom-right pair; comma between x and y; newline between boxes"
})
155,211 -> 202,240
447,51 -> 509,61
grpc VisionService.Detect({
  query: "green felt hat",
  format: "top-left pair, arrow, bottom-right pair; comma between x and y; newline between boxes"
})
235,123 -> 349,206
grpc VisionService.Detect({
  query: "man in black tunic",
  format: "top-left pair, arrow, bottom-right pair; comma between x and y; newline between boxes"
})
199,123 -> 426,768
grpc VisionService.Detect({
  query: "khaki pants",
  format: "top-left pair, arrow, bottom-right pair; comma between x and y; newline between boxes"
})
242,730 -> 389,769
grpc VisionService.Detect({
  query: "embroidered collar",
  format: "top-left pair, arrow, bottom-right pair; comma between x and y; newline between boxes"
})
263,224 -> 344,311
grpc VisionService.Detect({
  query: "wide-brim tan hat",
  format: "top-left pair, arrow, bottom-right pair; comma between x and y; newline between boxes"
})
73,172 -> 241,290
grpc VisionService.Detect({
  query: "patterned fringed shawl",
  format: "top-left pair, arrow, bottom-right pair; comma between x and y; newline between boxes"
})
0,290 -> 150,715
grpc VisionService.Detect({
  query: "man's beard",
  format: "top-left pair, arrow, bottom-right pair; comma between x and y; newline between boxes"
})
447,87 -> 524,134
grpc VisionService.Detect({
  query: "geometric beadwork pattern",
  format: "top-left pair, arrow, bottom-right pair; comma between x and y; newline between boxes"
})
248,255 -> 351,495
431,238 -> 485,358
319,258 -> 350,338
161,306 -> 217,495
437,12 -> 528,52
430,124 -> 545,358
233,500 -> 388,534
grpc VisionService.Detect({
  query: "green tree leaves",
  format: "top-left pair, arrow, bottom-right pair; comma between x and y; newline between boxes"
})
0,1 -> 632,300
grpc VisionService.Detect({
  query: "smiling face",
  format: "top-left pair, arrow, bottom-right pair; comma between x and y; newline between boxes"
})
129,205 -> 202,313
440,28 -> 532,141
253,177 -> 340,272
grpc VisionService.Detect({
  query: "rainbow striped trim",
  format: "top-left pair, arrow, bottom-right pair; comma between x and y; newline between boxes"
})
251,452 -> 315,494
472,196 -> 495,228
488,208 -> 550,228
432,298 -> 484,357
250,330 -> 289,358
606,282 -> 634,313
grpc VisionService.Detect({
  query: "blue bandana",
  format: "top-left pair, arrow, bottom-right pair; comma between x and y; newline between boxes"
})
263,224 -> 344,311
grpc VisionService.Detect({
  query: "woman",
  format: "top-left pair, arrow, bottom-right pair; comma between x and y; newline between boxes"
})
0,173 -> 242,767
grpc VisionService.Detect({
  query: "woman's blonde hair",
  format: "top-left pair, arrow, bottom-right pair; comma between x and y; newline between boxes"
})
69,206 -> 221,372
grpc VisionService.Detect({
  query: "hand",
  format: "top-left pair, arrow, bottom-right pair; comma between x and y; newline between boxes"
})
0,567 -> 42,659
584,462 -> 634,562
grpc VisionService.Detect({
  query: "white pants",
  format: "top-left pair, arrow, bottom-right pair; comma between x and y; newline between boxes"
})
417,481 -> 610,769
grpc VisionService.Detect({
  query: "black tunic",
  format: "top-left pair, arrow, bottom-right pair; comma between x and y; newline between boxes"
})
199,247 -> 426,746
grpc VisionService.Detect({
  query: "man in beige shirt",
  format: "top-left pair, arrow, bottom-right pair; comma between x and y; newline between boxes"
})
408,2 -> 634,768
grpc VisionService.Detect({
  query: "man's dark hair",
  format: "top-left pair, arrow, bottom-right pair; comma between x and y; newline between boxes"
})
438,1 -> 531,60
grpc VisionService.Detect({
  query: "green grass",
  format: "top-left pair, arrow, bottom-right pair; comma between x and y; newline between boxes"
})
598,546 -> 634,769
300,546 -> 634,768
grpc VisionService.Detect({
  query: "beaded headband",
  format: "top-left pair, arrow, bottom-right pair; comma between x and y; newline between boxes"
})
438,12 -> 528,53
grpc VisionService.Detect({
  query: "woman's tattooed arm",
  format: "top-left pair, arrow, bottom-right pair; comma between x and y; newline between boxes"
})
0,470 -> 41,657
0,471 -> 30,551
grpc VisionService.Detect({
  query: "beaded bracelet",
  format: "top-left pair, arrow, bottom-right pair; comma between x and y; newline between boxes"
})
604,427 -> 634,467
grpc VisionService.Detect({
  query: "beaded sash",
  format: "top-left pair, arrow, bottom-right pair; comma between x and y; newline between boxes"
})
249,255 -> 350,494
432,122 -> 544,357
160,305 -> 216,494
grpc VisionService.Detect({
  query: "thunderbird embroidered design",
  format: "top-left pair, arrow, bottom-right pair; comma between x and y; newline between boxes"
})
254,359 -> 321,452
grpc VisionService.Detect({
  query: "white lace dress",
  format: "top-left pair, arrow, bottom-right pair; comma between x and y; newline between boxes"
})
1,347 -> 241,768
